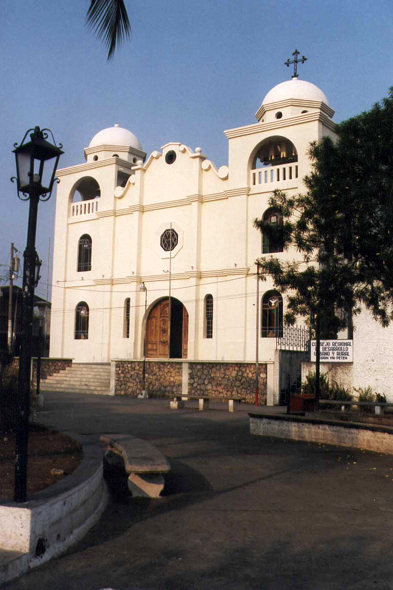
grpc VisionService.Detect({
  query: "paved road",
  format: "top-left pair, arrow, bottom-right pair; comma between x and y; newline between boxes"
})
5,392 -> 393,590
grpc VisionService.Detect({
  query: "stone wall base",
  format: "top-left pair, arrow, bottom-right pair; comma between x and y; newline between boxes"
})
250,414 -> 393,454
114,360 -> 268,405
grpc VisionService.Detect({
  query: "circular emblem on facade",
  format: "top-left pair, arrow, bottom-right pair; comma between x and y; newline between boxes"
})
165,150 -> 177,165
160,228 -> 178,251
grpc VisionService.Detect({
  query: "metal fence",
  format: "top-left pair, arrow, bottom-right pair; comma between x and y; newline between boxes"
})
276,326 -> 310,352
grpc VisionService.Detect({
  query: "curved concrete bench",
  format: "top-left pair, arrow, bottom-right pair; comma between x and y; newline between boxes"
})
249,413 -> 393,455
101,434 -> 171,498
0,432 -> 108,586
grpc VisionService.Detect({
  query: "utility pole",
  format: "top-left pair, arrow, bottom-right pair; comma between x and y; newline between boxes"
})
7,243 -> 19,353
168,223 -> 172,359
255,264 -> 260,406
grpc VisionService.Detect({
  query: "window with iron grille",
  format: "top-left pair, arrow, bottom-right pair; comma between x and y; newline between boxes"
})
261,291 -> 283,338
160,228 -> 178,251
204,294 -> 213,338
75,302 -> 89,339
262,208 -> 283,254
124,298 -> 130,338
77,234 -> 92,272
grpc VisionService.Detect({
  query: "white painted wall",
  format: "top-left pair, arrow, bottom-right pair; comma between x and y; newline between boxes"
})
50,85 -> 341,373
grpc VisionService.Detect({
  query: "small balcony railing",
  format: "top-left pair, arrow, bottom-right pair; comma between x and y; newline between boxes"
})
71,198 -> 99,218
251,163 -> 299,188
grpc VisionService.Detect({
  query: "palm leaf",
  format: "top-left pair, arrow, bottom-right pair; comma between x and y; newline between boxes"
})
86,0 -> 131,60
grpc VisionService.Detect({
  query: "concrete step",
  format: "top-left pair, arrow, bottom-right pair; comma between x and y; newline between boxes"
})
0,548 -> 28,586
42,376 -> 111,383
40,362 -> 111,395
40,388 -> 111,395
40,384 -> 110,392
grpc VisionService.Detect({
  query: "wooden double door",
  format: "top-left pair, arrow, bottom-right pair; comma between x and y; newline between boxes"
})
146,298 -> 188,359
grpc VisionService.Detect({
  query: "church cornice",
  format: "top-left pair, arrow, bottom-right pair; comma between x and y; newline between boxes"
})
254,98 -> 335,122
57,157 -> 134,177
111,267 -> 251,284
62,267 -> 251,289
114,188 -> 250,217
224,110 -> 336,139
84,144 -> 146,160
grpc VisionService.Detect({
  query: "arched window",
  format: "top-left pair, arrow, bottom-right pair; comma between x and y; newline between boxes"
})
72,177 -> 101,202
261,291 -> 283,338
75,302 -> 89,340
78,235 -> 92,272
124,298 -> 130,338
253,137 -> 298,169
262,208 -> 283,254
204,294 -> 213,338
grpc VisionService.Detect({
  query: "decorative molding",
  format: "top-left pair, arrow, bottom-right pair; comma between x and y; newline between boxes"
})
96,210 -> 115,218
93,278 -> 113,285
62,268 -> 251,289
201,159 -> 229,179
255,98 -> 335,122
114,187 -> 250,218
225,110 -> 336,139
57,157 -> 133,177
84,144 -> 146,160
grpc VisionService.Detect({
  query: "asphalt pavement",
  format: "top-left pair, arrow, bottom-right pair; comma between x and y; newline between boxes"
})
4,391 -> 393,590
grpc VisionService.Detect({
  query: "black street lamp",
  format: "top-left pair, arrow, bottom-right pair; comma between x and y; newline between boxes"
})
12,127 -> 63,503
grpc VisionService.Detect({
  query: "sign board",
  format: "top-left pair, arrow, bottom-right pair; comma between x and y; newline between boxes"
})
310,340 -> 353,363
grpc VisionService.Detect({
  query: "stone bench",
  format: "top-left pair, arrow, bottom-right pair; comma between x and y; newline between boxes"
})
100,434 -> 171,498
170,395 -> 243,413
319,400 -> 393,415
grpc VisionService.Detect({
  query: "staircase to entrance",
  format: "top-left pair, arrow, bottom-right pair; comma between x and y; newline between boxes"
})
40,363 -> 111,395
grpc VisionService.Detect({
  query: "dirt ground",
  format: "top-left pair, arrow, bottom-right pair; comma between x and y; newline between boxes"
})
0,424 -> 83,501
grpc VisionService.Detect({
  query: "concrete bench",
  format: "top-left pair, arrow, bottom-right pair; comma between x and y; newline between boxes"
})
100,433 -> 171,498
319,400 -> 393,415
170,395 -> 243,413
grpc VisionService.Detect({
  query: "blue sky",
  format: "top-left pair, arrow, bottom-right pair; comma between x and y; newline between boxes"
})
0,0 -> 392,301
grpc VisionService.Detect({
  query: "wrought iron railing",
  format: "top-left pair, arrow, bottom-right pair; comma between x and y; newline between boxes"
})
276,326 -> 310,352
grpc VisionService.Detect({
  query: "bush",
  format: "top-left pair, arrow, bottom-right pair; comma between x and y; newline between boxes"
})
354,386 -> 387,412
328,381 -> 353,401
301,372 -> 352,410
301,372 -> 331,397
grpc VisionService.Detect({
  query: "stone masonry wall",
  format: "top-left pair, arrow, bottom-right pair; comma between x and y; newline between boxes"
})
115,361 -> 182,397
114,360 -> 267,404
189,362 -> 267,404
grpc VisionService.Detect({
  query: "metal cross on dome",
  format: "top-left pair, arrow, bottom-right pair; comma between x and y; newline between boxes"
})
284,49 -> 307,78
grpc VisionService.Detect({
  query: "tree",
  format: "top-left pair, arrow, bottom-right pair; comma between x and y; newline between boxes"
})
86,0 -> 131,60
254,89 -> 393,401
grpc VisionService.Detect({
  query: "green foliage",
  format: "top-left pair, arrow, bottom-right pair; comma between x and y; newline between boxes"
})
301,372 -> 352,404
86,0 -> 131,60
354,386 -> 387,412
301,372 -> 330,397
328,382 -> 353,401
255,89 -> 393,332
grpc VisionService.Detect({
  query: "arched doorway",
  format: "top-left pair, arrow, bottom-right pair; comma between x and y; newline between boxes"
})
146,298 -> 188,359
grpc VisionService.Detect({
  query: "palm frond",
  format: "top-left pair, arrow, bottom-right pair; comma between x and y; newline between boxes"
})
86,0 -> 131,60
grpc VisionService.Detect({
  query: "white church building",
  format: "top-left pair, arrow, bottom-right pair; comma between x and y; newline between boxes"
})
49,74 -> 393,403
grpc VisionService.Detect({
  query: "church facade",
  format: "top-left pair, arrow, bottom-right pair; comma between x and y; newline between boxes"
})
50,76 -> 393,402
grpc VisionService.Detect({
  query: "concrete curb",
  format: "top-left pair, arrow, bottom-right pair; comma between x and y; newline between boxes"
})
249,413 -> 393,454
0,431 -> 108,586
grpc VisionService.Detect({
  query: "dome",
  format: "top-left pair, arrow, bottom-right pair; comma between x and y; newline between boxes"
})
262,78 -> 329,106
89,124 -> 142,151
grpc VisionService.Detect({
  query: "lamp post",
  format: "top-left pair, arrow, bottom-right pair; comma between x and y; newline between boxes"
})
140,282 -> 148,398
12,127 -> 63,503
